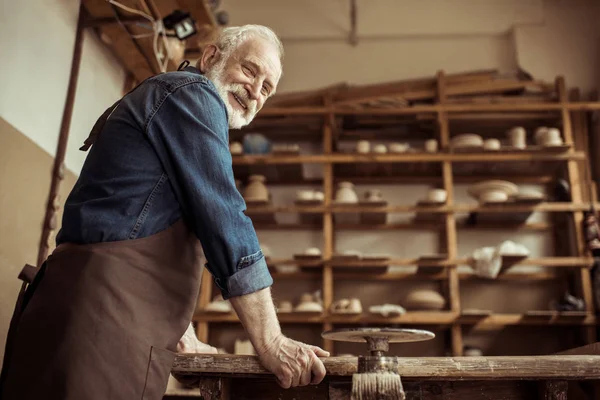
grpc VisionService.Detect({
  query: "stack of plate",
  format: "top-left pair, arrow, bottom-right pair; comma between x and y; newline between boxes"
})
450,134 -> 483,150
468,180 -> 519,203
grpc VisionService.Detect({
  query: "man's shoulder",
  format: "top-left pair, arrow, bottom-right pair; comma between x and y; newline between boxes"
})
148,67 -> 214,94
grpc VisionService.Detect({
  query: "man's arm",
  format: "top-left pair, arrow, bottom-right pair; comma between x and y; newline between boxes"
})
229,288 -> 329,388
146,80 -> 271,300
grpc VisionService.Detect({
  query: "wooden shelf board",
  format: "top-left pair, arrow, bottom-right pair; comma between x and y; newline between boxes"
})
257,102 -> 600,117
270,271 -> 562,282
195,310 -> 597,327
460,313 -> 597,330
231,151 -> 585,165
245,203 -> 596,214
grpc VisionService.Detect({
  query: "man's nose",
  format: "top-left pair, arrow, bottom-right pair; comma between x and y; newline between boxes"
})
245,82 -> 261,100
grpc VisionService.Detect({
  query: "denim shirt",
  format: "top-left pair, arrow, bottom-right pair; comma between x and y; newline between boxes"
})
56,66 -> 272,300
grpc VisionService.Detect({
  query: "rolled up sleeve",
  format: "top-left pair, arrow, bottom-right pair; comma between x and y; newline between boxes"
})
146,80 -> 272,299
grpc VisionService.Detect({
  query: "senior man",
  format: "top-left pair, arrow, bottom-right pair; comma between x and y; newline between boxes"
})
0,25 -> 328,400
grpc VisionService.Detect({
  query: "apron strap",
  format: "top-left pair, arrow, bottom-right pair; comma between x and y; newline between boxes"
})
0,263 -> 47,392
80,61 -> 193,152
79,100 -> 121,152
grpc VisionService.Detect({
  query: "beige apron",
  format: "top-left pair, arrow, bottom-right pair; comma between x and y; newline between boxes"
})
0,219 -> 203,399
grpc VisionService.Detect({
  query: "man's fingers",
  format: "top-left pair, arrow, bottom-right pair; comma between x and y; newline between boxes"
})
310,352 -> 326,384
309,345 -> 330,358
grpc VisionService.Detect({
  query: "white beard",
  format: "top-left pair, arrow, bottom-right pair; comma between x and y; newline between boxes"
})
205,60 -> 257,129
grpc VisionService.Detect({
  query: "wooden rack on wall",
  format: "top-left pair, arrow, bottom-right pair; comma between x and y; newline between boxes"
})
194,72 -> 600,357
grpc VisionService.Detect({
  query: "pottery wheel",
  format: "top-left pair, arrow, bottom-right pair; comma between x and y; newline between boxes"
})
322,327 -> 435,344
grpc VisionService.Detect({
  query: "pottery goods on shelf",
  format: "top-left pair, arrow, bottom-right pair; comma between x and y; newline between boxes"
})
471,240 -> 530,279
204,294 -> 232,313
464,346 -> 483,357
369,304 -> 406,317
330,298 -> 363,314
243,175 -> 269,202
295,291 -> 324,313
272,143 -> 300,153
242,133 -> 271,154
483,139 -> 501,151
467,180 -> 518,204
389,142 -> 410,153
356,140 -> 370,153
260,244 -> 272,259
424,188 -> 447,204
364,189 -> 384,202
296,189 -> 324,202
425,139 -> 438,153
450,134 -> 483,150
335,181 -> 359,203
535,127 -> 564,146
404,290 -> 446,311
277,300 -> 293,313
229,141 -> 243,154
373,144 -> 388,154
507,126 -> 526,149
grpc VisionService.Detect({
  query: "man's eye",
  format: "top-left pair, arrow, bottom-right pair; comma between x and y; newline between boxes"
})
261,85 -> 269,96
242,66 -> 254,76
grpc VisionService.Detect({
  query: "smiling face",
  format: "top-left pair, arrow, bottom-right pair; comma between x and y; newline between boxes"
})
202,36 -> 282,129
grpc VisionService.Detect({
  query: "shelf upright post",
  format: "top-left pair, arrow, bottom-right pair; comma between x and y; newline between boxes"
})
556,77 -> 597,344
322,95 -> 335,353
195,267 -> 214,342
436,71 -> 463,356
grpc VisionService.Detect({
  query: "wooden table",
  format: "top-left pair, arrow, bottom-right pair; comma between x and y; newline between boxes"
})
167,353 -> 600,399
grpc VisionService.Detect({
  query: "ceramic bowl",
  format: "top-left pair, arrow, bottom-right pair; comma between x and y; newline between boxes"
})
305,247 -> 322,256
479,190 -> 508,203
389,143 -> 409,153
483,139 -> 501,151
373,144 -> 388,153
356,140 -> 370,153
229,141 -> 243,154
404,290 -> 446,311
313,191 -> 325,201
467,180 -> 518,200
296,190 -> 315,201
427,189 -> 447,203
425,139 -> 438,153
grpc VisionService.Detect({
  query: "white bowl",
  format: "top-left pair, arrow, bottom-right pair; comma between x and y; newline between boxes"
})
479,190 -> 508,203
468,180 -> 518,199
483,139 -> 501,151
427,189 -> 447,203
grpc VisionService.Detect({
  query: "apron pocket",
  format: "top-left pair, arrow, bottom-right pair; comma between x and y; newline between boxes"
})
142,346 -> 176,400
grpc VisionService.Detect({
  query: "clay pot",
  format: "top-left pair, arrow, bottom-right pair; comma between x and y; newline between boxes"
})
243,175 -> 268,201
335,182 -> 359,203
404,290 -> 446,311
365,189 -> 383,202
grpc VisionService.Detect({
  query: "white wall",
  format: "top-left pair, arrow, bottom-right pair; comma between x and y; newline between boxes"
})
225,0 -> 599,95
0,0 -> 125,174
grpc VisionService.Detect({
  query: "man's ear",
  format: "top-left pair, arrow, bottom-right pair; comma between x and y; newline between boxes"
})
199,44 -> 220,73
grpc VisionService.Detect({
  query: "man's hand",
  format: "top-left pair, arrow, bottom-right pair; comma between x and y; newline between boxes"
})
173,323 -> 218,388
228,288 -> 330,388
176,323 -> 218,354
256,334 -> 329,388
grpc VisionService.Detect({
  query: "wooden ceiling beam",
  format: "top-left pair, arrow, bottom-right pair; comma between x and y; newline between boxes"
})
83,0 -> 155,81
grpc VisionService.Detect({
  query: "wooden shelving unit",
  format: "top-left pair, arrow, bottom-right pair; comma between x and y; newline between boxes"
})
194,72 -> 599,357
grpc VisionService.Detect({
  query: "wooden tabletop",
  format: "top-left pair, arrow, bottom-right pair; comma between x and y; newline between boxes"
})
172,354 -> 600,381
